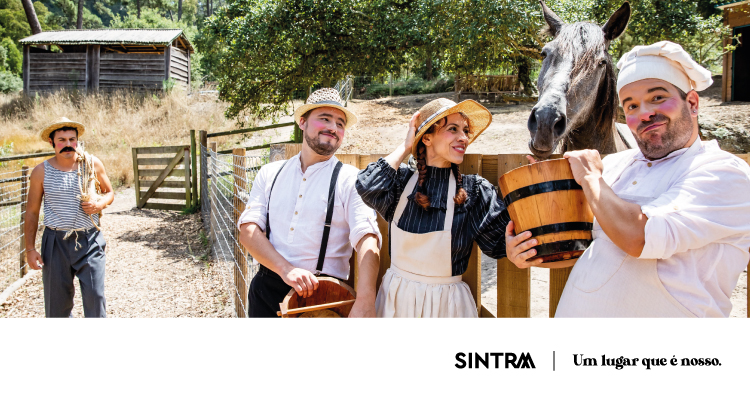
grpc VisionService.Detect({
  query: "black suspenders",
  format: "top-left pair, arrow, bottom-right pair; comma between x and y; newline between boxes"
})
264,159 -> 344,275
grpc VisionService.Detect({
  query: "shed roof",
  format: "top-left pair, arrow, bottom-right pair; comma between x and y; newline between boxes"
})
716,1 -> 749,9
19,29 -> 193,52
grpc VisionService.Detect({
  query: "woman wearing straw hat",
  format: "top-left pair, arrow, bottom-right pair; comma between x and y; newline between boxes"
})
356,98 -> 510,318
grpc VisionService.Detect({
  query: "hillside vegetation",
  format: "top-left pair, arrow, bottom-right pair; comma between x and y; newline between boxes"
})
0,89 -> 240,187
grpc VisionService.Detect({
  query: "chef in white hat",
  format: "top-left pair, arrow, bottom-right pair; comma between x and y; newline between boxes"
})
541,41 -> 750,317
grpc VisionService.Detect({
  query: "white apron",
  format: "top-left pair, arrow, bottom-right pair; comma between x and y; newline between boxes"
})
555,140 -> 704,317
375,171 -> 478,318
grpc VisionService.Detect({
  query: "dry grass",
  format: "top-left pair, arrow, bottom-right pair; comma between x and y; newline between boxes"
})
0,89 -> 243,188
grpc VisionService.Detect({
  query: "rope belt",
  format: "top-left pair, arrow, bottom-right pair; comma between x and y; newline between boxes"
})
47,226 -> 97,251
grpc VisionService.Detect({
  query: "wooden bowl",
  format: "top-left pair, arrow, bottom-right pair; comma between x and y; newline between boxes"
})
278,277 -> 357,318
499,158 -> 593,265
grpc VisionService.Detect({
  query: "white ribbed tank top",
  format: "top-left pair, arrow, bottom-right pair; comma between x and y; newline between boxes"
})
43,160 -> 98,230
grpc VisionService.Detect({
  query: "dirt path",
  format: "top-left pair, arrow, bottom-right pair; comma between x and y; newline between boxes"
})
0,188 -> 232,318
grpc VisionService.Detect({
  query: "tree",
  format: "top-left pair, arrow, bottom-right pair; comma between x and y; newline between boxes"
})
76,0 -> 83,28
200,0 -> 543,122
199,0 -> 425,122
587,0 -> 734,69
21,0 -> 43,34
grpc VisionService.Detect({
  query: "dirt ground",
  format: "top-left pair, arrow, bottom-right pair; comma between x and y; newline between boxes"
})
0,188 -> 232,318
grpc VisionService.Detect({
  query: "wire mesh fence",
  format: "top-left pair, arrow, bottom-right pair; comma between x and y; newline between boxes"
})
202,145 -> 267,317
0,167 -> 43,294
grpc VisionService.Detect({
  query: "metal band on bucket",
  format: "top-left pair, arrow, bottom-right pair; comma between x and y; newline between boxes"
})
530,239 -> 591,260
526,222 -> 593,237
502,179 -> 582,207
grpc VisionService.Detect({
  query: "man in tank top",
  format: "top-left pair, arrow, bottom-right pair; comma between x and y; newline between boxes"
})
507,42 -> 750,317
24,117 -> 115,318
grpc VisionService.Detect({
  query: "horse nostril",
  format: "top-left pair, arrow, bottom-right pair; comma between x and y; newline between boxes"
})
528,110 -> 538,133
553,116 -> 566,137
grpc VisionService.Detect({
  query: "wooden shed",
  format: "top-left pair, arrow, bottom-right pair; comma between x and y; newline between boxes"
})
18,29 -> 193,96
719,2 -> 750,102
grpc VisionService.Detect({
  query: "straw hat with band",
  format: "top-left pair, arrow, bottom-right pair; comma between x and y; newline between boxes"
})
39,117 -> 86,142
294,88 -> 358,129
412,99 -> 491,155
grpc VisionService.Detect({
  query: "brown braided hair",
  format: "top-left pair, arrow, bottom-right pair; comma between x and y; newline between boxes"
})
413,114 -> 470,210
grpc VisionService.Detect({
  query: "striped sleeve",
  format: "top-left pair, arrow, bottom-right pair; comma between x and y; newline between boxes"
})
470,176 -> 510,259
355,158 -> 413,222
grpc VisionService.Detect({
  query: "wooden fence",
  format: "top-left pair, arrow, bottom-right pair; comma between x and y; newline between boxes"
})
132,145 -> 194,211
455,74 -> 522,103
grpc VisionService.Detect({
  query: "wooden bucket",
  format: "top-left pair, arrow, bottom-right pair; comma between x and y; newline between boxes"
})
498,158 -> 593,266
277,277 -> 357,318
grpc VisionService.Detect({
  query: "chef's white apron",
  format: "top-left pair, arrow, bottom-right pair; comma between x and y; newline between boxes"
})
375,171 -> 478,318
555,140 -> 704,317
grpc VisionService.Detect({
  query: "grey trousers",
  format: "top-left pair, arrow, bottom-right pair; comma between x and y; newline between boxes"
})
41,227 -> 107,318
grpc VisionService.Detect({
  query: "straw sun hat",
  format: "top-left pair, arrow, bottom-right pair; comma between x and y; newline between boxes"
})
39,117 -> 86,141
294,88 -> 358,129
412,98 -> 491,155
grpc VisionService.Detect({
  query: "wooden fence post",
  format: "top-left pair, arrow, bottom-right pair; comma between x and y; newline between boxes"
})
208,142 -> 218,247
550,267 -> 573,317
459,154 -> 483,316
200,130 -> 208,223
132,148 -> 140,205
183,148 -> 191,207
496,154 -> 532,318
19,166 -> 29,277
191,129 -> 198,209
232,148 -> 249,317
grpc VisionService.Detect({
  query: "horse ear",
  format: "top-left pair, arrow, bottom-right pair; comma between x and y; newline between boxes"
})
540,1 -> 565,37
602,2 -> 631,42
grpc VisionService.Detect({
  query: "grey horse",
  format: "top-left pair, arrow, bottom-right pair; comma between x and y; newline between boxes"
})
528,1 -> 636,160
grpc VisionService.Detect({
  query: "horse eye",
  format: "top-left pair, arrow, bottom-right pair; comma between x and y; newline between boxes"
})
599,59 -> 607,66
541,50 -> 548,59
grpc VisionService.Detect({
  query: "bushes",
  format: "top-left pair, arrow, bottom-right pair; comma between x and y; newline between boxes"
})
360,77 -> 455,98
0,71 -> 22,94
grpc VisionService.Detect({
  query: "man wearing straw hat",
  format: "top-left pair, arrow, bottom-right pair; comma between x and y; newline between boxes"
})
509,41 -> 750,317
24,117 -> 114,317
238,88 -> 382,317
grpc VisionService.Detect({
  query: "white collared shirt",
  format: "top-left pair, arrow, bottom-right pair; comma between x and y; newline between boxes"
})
237,153 -> 381,280
604,139 -> 750,317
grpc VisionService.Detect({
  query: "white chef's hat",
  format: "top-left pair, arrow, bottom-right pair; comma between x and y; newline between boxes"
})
616,41 -> 713,94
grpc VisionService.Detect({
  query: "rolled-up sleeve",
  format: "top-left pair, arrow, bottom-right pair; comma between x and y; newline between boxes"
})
342,174 -> 382,249
640,158 -> 750,259
355,157 -> 412,222
237,165 -> 268,231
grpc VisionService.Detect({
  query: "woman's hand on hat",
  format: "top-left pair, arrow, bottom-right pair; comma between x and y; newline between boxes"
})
404,111 -> 420,151
506,221 -> 543,269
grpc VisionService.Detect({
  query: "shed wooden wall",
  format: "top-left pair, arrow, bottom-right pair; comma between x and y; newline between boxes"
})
27,53 -> 86,96
722,4 -> 750,102
170,46 -> 190,89
100,53 -> 164,91
25,43 -> 192,95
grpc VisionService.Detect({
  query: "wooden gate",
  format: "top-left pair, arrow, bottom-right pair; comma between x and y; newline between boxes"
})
132,145 -> 192,210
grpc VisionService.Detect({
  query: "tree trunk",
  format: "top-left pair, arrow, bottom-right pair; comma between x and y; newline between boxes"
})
426,52 -> 433,81
178,0 -> 183,21
136,0 -> 141,18
20,0 -> 43,35
76,0 -> 84,29
517,56 -> 534,96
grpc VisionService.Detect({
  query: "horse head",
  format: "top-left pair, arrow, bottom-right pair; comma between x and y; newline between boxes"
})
528,1 -> 630,159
